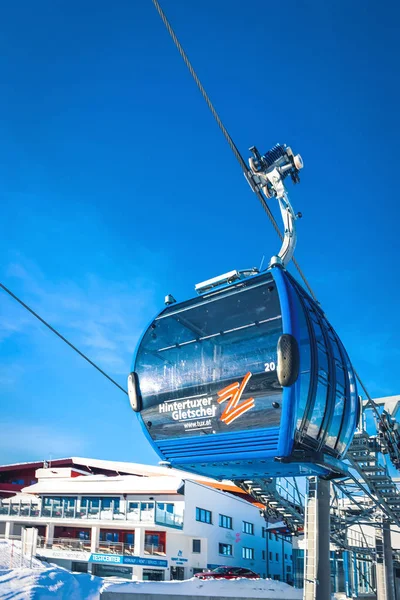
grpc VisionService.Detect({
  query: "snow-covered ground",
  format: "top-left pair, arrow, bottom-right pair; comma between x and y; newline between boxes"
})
102,577 -> 302,599
0,539 -> 301,599
0,538 -> 43,570
0,540 -> 103,599
0,567 -> 103,600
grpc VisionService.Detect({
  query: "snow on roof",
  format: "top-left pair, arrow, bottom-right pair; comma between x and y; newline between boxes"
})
0,455 -> 222,483
22,475 -> 185,496
2,492 -> 40,503
68,456 -> 222,483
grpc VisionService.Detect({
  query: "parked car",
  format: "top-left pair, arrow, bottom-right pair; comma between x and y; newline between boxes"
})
194,566 -> 260,580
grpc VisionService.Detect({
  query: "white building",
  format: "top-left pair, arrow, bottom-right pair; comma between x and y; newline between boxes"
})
0,457 -> 293,582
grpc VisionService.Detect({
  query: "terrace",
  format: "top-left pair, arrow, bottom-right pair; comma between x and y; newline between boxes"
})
0,498 -> 183,529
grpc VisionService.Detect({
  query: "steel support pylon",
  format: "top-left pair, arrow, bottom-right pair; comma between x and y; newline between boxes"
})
375,519 -> 395,600
303,477 -> 331,600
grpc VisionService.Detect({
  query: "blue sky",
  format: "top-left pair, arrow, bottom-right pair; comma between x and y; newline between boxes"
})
0,0 -> 399,465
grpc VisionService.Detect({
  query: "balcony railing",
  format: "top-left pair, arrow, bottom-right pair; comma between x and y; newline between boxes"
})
36,537 -> 165,556
37,537 -> 91,552
0,504 -> 40,517
97,541 -> 136,555
144,543 -> 166,556
0,501 -> 183,529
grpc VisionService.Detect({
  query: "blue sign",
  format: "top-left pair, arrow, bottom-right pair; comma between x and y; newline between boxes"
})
89,554 -> 168,568
171,550 -> 188,566
90,554 -> 123,564
124,556 -> 168,568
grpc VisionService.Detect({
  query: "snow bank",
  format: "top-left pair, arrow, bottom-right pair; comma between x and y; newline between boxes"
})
0,566 -> 103,599
0,540 -> 103,599
103,577 -> 302,599
0,538 -> 43,570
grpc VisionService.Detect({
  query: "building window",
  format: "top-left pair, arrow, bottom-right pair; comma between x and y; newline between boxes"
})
242,547 -> 254,560
269,551 -> 273,561
42,497 -> 77,517
273,574 -> 281,581
157,503 -> 174,513
192,539 -> 201,553
285,553 -> 288,559
100,531 -> 119,542
286,565 -> 291,572
242,521 -> 254,535
219,543 -> 233,556
275,553 -> 279,561
262,550 -> 266,560
268,532 -> 272,540
81,497 -> 120,512
219,514 -> 233,529
145,532 -> 166,554
196,507 -> 212,524
262,527 -> 266,538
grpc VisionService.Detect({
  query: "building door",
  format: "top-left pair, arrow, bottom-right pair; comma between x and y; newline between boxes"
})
142,569 -> 165,581
71,562 -> 88,573
171,566 -> 185,580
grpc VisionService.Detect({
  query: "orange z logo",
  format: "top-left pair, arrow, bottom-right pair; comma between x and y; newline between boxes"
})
217,372 -> 255,425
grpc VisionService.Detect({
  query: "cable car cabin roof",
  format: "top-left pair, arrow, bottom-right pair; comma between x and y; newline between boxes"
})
131,268 -> 358,480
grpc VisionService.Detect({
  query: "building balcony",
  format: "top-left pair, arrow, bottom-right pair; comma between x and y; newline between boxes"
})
36,537 -> 166,557
37,536 -> 92,553
0,501 -> 183,530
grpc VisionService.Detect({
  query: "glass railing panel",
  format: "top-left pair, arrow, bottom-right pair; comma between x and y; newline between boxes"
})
155,506 -> 183,528
51,538 -> 91,552
144,543 -> 166,556
140,510 -> 155,522
127,509 -> 140,522
96,541 -> 136,555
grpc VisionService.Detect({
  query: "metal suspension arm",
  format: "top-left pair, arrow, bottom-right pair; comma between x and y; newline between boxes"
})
247,144 -> 303,269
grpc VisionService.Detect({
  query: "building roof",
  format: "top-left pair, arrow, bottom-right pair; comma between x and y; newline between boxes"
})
0,456 -> 258,506
0,456 -> 218,482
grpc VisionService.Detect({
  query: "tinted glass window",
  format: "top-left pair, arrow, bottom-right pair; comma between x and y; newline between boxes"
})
242,547 -> 254,560
213,567 -> 230,573
336,358 -> 358,454
305,309 -> 330,439
137,277 -> 283,439
219,514 -> 233,529
196,507 -> 212,524
136,279 -> 281,407
242,521 -> 254,534
219,543 -> 233,556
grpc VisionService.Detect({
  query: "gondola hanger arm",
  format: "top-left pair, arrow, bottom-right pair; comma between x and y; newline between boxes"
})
247,144 -> 303,268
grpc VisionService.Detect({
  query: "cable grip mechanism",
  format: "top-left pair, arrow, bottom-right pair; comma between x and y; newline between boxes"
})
247,143 -> 303,268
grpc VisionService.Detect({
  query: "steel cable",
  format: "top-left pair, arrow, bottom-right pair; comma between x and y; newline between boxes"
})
0,282 -> 128,396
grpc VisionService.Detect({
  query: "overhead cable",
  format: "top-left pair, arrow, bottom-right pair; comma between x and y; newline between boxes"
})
0,282 -> 128,396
